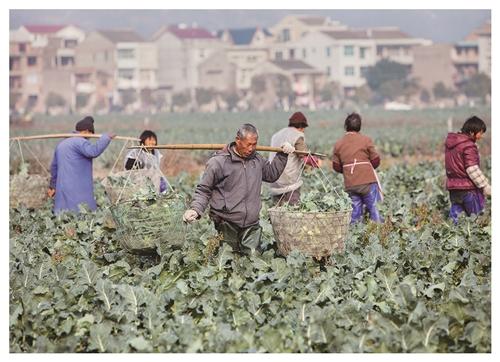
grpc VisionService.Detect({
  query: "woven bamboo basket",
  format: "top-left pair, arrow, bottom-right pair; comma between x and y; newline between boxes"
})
10,174 -> 50,209
268,207 -> 351,259
110,194 -> 187,255
102,169 -> 164,204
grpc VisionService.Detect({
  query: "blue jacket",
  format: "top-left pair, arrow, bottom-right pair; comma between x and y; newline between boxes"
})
50,134 -> 111,214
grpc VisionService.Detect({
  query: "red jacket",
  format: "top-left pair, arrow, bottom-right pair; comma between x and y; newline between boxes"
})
444,132 -> 480,190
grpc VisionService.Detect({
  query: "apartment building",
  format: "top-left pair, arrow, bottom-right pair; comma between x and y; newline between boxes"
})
270,27 -> 431,93
270,15 -> 347,43
9,31 -> 44,113
75,29 -> 157,110
153,25 -> 224,92
218,27 -> 273,90
251,59 -> 326,108
10,24 -> 86,113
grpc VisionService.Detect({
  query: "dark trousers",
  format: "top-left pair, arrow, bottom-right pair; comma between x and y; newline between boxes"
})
272,188 -> 301,206
214,220 -> 262,255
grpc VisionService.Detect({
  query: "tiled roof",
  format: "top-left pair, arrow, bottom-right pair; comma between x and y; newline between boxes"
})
297,16 -> 326,26
228,28 -> 257,45
322,28 -> 411,40
322,30 -> 369,40
168,26 -> 215,39
370,29 -> 411,39
24,25 -> 66,34
271,59 -> 316,71
98,30 -> 144,43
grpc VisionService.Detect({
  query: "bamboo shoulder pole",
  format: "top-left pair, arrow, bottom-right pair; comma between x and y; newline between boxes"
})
10,133 -> 140,142
128,144 -> 327,158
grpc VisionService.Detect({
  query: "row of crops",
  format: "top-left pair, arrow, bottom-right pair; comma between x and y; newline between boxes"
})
9,158 -> 491,352
9,106 -> 491,175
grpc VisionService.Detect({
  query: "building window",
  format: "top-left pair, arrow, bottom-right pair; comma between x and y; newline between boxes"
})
10,56 -> 21,71
27,56 -> 37,66
117,49 -> 135,59
275,51 -> 283,60
326,66 -> 331,76
360,66 -> 369,77
10,76 -> 22,89
19,43 -> 26,53
344,66 -> 355,76
118,69 -> 134,80
289,49 -> 295,59
61,56 -> 74,66
360,47 -> 367,59
344,45 -> 354,56
302,48 -> 307,59
283,28 -> 290,42
326,47 -> 331,57
207,70 -> 222,75
64,39 -> 78,48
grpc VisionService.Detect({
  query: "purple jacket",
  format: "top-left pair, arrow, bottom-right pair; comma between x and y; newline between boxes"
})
444,132 -> 480,190
50,134 -> 111,213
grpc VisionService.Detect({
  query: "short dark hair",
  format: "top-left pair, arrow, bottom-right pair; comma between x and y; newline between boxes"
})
461,116 -> 486,135
139,130 -> 158,145
344,113 -> 362,132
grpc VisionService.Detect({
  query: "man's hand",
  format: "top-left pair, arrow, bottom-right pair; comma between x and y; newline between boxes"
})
47,188 -> 55,198
483,185 -> 491,197
281,142 -> 295,154
183,209 -> 199,223
108,133 -> 117,139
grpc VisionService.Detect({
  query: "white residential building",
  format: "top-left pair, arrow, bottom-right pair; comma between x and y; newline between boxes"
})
270,27 -> 431,92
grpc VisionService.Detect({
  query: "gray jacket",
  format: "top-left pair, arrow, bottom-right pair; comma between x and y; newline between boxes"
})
190,142 -> 288,228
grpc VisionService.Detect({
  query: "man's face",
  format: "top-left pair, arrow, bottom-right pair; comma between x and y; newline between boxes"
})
235,133 -> 258,158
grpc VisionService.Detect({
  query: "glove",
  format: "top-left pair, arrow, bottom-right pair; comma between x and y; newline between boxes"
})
483,185 -> 491,197
183,209 -> 199,223
281,142 -> 295,154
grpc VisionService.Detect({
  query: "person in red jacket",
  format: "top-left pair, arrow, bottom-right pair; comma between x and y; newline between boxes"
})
332,113 -> 382,223
445,116 -> 490,223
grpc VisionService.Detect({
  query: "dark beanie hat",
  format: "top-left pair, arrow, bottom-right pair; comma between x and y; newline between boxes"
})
75,116 -> 95,133
288,111 -> 308,127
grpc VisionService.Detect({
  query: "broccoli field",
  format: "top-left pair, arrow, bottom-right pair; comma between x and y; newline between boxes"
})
9,108 -> 491,352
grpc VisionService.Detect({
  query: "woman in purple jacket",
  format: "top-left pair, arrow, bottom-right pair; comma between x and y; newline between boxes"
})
48,116 -> 115,214
445,116 -> 490,223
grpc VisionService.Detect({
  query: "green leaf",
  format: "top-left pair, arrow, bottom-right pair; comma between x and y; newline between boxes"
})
129,336 -> 153,352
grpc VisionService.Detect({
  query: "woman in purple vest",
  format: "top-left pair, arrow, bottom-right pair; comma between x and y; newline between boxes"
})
445,116 -> 490,223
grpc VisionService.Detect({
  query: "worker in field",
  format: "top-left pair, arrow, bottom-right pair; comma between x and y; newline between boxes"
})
332,113 -> 383,224
268,111 -> 322,206
124,130 -> 169,193
445,116 -> 491,223
182,123 -> 295,255
47,116 -> 115,214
